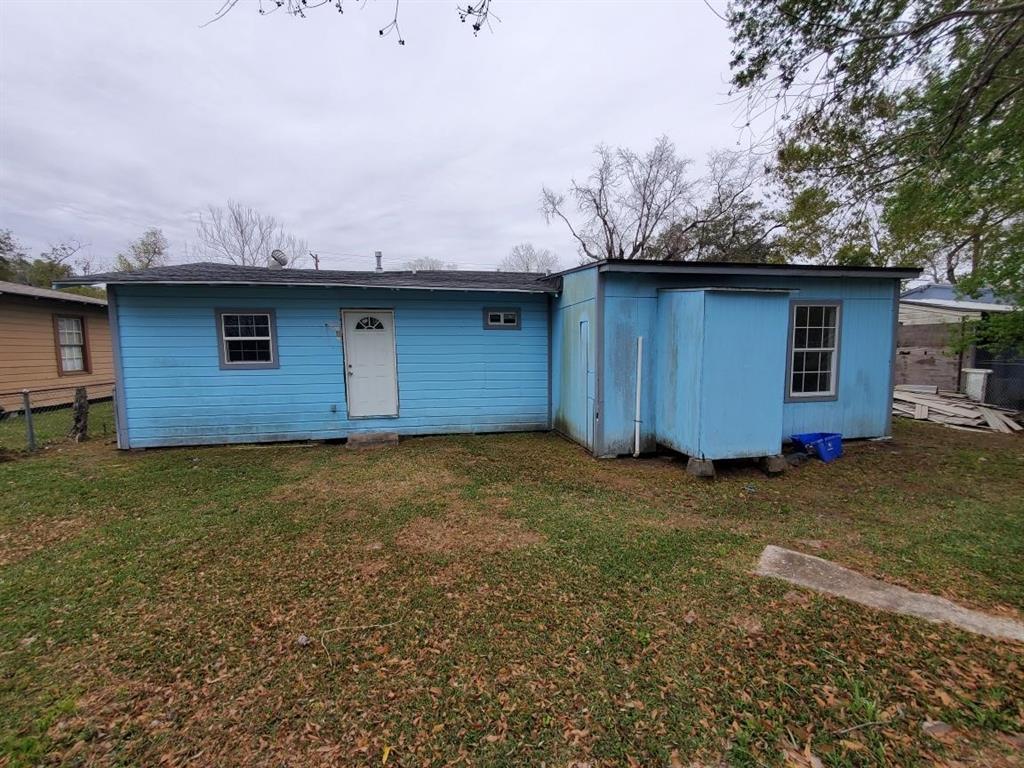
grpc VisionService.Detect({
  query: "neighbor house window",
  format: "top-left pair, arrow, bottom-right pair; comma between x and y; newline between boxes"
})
54,315 -> 89,374
788,303 -> 840,399
216,310 -> 279,369
483,308 -> 521,330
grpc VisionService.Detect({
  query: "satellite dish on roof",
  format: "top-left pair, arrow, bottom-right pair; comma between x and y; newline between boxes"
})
268,249 -> 288,269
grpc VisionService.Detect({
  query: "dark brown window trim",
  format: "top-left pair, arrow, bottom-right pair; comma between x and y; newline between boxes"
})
53,313 -> 91,376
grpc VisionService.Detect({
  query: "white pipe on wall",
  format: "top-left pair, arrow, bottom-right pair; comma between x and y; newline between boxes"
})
633,336 -> 644,457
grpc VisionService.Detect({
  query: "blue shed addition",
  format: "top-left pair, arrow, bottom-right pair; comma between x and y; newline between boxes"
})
550,260 -> 919,468
59,259 -> 918,464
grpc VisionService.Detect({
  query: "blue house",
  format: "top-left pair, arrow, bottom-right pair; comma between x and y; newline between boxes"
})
60,260 -> 918,470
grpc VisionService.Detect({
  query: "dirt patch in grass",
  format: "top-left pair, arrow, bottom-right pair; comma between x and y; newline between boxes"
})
638,510 -> 716,532
268,460 -> 463,513
396,511 -> 545,555
354,557 -> 390,580
0,516 -> 85,567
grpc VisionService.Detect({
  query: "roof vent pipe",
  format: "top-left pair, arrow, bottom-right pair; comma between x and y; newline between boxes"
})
375,251 -> 383,273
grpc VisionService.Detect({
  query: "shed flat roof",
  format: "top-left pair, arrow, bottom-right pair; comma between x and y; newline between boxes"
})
569,259 -> 921,280
54,262 -> 559,294
0,279 -> 107,306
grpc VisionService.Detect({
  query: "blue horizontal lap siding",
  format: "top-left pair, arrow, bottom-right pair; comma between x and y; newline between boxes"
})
115,286 -> 549,447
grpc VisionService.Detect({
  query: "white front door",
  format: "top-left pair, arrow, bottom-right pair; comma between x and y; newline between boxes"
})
342,310 -> 398,418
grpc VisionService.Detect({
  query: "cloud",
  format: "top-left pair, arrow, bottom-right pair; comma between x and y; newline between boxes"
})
0,0 -> 739,270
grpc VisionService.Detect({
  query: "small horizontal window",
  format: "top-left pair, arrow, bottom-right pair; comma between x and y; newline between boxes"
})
217,310 -> 279,369
483,307 -> 521,330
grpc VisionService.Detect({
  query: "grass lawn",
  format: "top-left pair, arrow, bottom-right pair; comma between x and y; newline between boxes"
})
1,422 -> 1022,767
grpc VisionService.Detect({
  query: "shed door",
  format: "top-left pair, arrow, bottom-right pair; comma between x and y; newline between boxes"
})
342,310 -> 398,418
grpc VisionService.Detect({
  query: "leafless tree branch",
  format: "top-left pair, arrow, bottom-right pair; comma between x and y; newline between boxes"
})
193,201 -> 308,267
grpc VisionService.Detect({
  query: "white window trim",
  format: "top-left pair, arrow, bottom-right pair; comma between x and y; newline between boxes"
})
786,301 -> 842,402
54,314 -> 89,375
215,309 -> 280,370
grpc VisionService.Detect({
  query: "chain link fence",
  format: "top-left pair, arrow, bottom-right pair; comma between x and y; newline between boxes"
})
974,349 -> 1024,411
0,382 -> 116,455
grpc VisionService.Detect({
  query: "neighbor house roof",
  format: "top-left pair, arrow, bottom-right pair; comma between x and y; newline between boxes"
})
901,282 -> 1008,305
0,279 -> 107,307
54,262 -> 559,294
901,298 -> 1014,314
900,282 -> 1015,314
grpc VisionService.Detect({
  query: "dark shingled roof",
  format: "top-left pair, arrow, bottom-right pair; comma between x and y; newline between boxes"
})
55,262 -> 559,293
54,258 -> 922,294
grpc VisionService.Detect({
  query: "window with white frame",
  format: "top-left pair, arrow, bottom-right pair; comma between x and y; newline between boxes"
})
217,311 -> 277,368
789,303 -> 840,398
483,308 -> 520,330
55,315 -> 88,374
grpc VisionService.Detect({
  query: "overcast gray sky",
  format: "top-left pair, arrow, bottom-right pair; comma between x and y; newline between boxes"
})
0,0 -> 742,271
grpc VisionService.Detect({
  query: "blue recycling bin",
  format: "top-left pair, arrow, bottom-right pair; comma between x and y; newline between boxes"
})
790,432 -> 843,463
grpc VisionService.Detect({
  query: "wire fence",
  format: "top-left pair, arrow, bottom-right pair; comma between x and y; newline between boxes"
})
974,350 -> 1024,411
0,382 -> 116,455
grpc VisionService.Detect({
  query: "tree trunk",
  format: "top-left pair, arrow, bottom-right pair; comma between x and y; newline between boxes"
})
970,232 -> 983,273
70,387 -> 89,443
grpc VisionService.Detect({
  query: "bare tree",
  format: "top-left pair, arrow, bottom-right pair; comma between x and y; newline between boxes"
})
38,239 -> 92,282
194,201 -> 308,267
115,228 -> 169,272
542,137 -> 697,261
650,150 -> 783,262
403,257 -> 459,270
39,239 -> 83,267
204,0 -> 497,43
500,243 -> 560,273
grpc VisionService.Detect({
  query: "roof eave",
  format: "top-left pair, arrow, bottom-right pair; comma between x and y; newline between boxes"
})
594,261 -> 921,280
901,298 -> 1015,313
0,287 -> 106,307
53,278 -> 555,294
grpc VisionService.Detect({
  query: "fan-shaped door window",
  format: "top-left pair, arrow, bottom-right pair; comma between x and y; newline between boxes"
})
354,316 -> 385,331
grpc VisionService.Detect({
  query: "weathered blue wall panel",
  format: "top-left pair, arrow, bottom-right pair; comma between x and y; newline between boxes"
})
781,294 -> 895,439
653,291 -> 704,456
601,292 -> 659,456
115,285 -> 549,448
595,270 -> 900,457
698,291 -> 789,458
551,269 -> 597,448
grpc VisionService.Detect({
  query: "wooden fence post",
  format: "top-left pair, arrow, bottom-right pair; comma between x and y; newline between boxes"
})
71,387 -> 89,443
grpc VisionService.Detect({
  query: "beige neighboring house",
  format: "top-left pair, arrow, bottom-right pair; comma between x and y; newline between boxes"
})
0,281 -> 114,413
896,283 -> 1019,406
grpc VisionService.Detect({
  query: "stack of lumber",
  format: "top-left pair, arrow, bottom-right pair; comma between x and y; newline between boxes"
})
893,385 -> 1022,434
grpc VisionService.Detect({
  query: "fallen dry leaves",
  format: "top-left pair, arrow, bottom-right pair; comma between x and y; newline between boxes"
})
0,425 -> 1021,767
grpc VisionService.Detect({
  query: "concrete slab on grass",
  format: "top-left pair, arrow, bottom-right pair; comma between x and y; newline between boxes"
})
756,545 -> 1024,643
